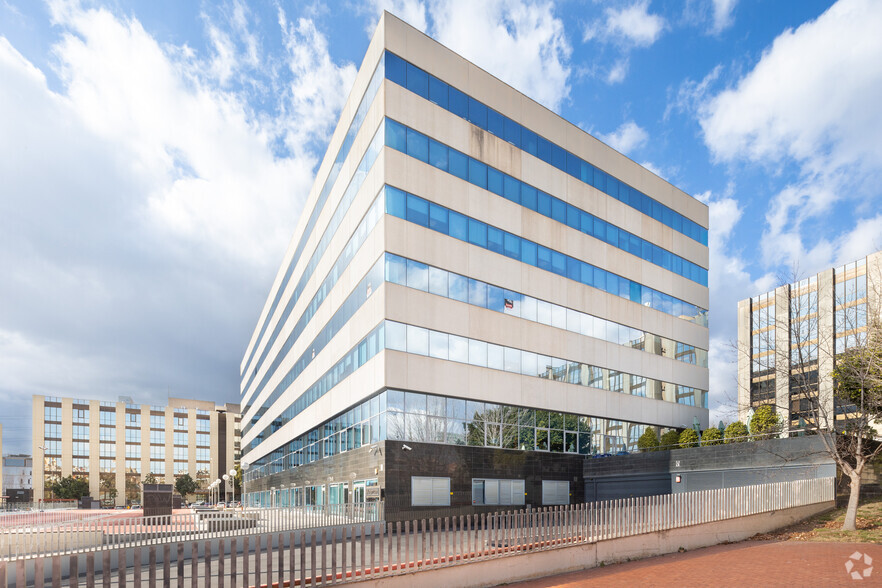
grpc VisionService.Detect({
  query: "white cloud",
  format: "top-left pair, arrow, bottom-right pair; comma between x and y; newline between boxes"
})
584,1 -> 666,48
700,0 -> 882,270
367,0 -> 428,33
710,0 -> 738,33
427,0 -> 572,112
0,2 -> 360,450
598,120 -> 648,154
606,57 -> 628,84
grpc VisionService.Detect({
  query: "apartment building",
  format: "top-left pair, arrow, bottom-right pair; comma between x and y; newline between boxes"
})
33,396 -> 241,506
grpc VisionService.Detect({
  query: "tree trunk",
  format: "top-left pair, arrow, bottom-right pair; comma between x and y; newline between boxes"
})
843,469 -> 863,531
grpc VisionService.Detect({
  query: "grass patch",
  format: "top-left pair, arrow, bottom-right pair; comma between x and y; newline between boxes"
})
750,496 -> 882,543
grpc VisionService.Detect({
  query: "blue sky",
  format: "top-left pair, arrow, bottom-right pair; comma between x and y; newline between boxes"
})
2,0 -> 880,452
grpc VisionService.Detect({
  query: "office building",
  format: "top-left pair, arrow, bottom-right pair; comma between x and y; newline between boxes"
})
738,250 -> 881,429
240,13 -> 709,518
2,454 -> 33,503
33,395 -> 241,506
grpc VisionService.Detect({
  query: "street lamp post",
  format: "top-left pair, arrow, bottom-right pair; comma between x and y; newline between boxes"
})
222,474 -> 229,505
229,469 -> 237,504
37,446 -> 46,511
242,463 -> 250,507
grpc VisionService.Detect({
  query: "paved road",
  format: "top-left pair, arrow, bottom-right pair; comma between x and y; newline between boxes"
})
511,541 -> 882,587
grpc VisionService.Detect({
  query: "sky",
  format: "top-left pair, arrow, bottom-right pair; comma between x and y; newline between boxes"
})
2,0 -> 881,453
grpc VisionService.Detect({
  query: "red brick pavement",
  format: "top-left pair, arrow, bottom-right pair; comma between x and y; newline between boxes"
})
511,541 -> 882,587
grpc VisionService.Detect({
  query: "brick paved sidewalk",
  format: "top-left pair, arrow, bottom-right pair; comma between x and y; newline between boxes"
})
511,541 -> 882,587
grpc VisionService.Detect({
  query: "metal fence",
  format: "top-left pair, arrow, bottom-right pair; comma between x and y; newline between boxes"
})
0,478 -> 833,587
0,502 -> 384,562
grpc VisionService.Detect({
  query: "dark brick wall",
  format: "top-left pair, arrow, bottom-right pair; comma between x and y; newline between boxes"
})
383,441 -> 584,522
248,441 -> 585,522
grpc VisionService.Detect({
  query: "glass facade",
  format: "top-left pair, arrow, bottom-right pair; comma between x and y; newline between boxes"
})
384,52 -> 708,246
384,118 -> 707,286
386,186 -> 708,325
384,252 -> 707,367
246,389 -> 650,484
750,291 -> 776,406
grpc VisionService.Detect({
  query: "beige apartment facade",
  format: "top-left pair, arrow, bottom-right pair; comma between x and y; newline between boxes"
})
738,250 -> 882,428
33,396 -> 241,506
240,13 -> 709,515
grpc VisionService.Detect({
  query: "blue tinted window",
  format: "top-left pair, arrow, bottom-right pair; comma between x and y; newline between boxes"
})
469,158 -> 488,189
487,226 -> 504,254
551,251 -> 566,276
537,246 -> 552,271
607,176 -> 619,199
567,257 -> 580,281
487,109 -> 504,138
551,145 -> 566,171
566,205 -> 580,230
385,253 -> 406,284
551,198 -> 566,223
468,218 -> 487,247
487,284 -> 505,311
521,185 -> 537,211
469,278 -> 487,308
503,176 -> 520,204
594,217 -> 605,240
523,128 -> 538,156
468,97 -> 488,129
487,168 -> 504,196
537,136 -> 552,164
385,53 -> 406,86
504,233 -> 520,259
580,161 -> 593,184
406,128 -> 428,162
537,191 -> 551,217
428,76 -> 448,109
606,224 -> 618,246
629,234 -> 641,256
405,63 -> 429,99
429,203 -> 448,233
449,150 -> 468,180
593,168 -> 606,192
428,139 -> 448,170
630,282 -> 642,304
503,117 -> 520,145
566,153 -> 580,178
406,194 -> 429,226
521,240 -> 537,266
580,212 -> 593,236
449,210 -> 468,241
449,273 -> 468,302
385,119 -> 406,152
385,186 -> 406,218
449,86 -> 468,118
580,264 -> 593,287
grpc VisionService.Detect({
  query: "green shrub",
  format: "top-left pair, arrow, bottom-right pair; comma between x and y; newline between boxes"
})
724,421 -> 749,443
679,428 -> 700,448
659,429 -> 681,449
749,404 -> 781,439
701,426 -> 723,445
637,428 -> 660,452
